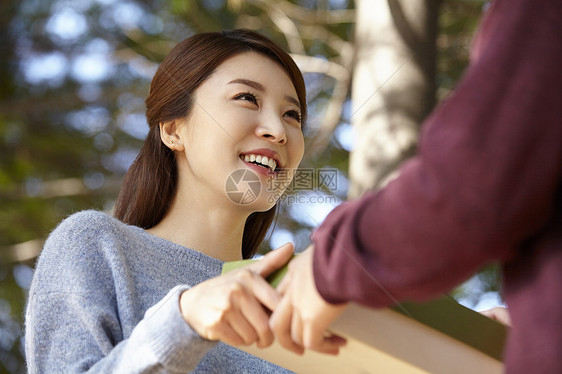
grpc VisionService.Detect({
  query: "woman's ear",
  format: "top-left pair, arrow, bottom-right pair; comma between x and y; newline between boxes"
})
159,120 -> 185,151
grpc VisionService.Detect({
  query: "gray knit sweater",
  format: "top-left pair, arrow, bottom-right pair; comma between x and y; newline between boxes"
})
25,210 -> 292,373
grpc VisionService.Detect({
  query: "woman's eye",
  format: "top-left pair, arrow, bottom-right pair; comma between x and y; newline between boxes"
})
285,110 -> 302,123
235,93 -> 258,105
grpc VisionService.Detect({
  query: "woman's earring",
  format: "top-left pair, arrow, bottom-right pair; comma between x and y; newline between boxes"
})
169,140 -> 173,144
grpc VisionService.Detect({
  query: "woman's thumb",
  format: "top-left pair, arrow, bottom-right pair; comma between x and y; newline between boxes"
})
253,242 -> 294,277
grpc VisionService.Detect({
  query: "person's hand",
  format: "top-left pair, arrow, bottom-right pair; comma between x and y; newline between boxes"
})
179,242 -> 294,348
270,246 -> 347,355
480,306 -> 511,326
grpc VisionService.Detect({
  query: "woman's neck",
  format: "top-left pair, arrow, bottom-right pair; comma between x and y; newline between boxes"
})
146,192 -> 249,262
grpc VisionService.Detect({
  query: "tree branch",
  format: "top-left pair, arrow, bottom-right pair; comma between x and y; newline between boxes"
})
298,24 -> 353,57
249,0 -> 305,54
276,1 -> 356,24
289,54 -> 349,81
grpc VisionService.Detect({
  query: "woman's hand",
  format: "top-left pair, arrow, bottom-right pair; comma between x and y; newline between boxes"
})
179,242 -> 294,348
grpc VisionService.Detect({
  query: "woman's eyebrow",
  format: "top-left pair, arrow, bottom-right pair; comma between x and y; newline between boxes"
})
285,95 -> 301,110
228,78 -> 265,92
228,78 -> 300,110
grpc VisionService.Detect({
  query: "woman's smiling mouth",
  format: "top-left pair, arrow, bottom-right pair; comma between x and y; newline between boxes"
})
240,153 -> 277,171
239,149 -> 283,175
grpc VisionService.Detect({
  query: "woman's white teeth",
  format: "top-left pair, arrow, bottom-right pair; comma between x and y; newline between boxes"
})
242,154 -> 277,170
268,159 -> 276,169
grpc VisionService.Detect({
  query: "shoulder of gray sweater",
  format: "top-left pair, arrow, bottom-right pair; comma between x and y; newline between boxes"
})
30,211 -> 130,295
55,209 -> 136,242
39,210 -> 131,266
55,209 -> 120,235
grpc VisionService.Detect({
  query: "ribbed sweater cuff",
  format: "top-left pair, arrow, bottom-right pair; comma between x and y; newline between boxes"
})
144,286 -> 217,372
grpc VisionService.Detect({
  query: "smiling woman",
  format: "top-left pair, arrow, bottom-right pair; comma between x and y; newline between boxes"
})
116,30 -> 307,259
25,30 -> 307,373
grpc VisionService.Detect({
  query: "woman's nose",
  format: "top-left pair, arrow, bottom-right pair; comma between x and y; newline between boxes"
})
256,116 -> 287,144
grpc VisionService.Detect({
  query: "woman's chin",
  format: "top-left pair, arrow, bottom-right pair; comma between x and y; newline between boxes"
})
240,194 -> 281,212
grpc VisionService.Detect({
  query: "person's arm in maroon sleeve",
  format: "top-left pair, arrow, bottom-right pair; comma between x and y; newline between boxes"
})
313,0 -> 562,307
270,0 -> 562,354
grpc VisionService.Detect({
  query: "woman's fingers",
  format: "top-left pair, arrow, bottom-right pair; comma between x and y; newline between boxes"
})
211,323 -> 245,346
215,267 -> 281,347
226,308 -> 259,345
233,269 -> 279,312
179,244 -> 297,348
232,245 -> 300,347
250,242 -> 294,278
234,286 -> 275,348
245,242 -> 294,311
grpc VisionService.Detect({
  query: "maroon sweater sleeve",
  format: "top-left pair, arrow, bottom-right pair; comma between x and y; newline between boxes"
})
312,0 -> 562,307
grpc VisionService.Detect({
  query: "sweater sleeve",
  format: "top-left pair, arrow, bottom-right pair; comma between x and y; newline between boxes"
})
312,0 -> 562,307
25,215 -> 216,373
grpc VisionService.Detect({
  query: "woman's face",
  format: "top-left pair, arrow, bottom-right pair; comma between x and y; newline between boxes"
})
174,52 -> 305,211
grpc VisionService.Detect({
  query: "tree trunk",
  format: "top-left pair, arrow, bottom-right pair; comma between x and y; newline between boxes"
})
348,0 -> 440,198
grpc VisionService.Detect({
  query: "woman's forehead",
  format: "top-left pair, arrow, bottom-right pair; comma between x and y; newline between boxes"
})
210,52 -> 297,94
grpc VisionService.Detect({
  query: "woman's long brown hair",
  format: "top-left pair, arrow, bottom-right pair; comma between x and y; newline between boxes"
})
113,30 -> 307,259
